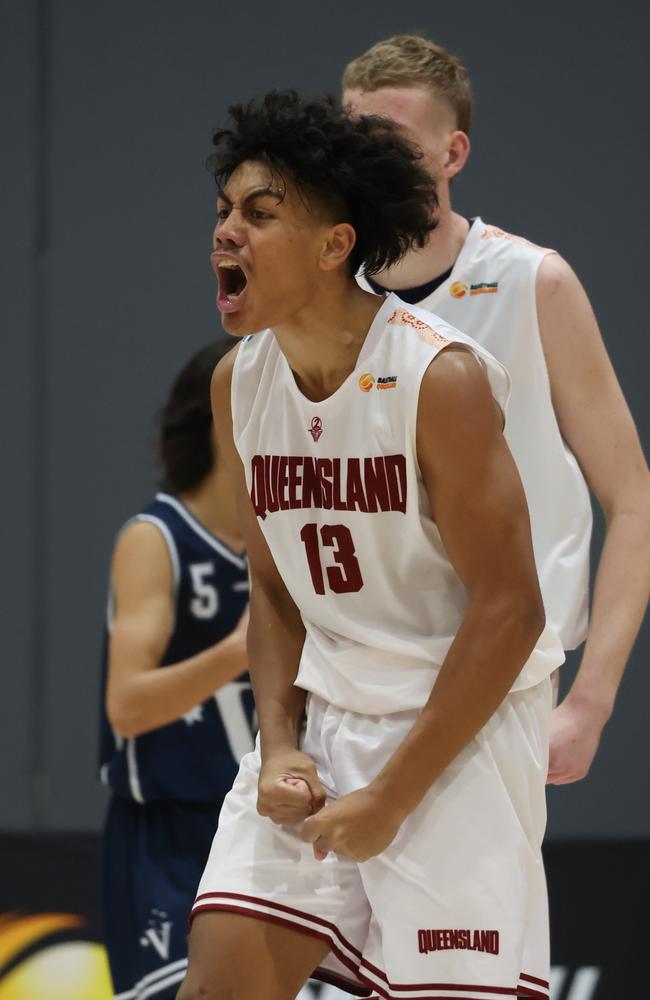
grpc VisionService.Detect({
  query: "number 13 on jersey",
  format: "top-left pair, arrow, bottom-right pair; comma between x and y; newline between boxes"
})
299,523 -> 363,595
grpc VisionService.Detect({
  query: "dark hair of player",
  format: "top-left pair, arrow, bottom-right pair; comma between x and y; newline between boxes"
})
207,90 -> 438,276
157,339 -> 232,495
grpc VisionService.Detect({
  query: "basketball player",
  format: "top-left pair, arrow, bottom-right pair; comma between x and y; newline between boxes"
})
177,91 -> 564,1000
342,35 -> 650,787
99,341 -> 253,1000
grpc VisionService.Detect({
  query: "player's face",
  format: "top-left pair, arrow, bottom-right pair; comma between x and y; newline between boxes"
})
343,85 -> 454,184
211,161 -> 332,336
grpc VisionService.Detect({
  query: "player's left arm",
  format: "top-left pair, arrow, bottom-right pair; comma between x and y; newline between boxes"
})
536,254 -> 650,784
303,348 -> 546,861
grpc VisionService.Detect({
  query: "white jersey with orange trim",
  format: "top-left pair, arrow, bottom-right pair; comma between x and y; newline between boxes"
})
358,219 -> 592,650
231,293 -> 564,716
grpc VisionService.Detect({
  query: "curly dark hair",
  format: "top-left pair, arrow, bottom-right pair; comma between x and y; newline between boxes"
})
207,90 -> 437,275
157,339 -> 233,495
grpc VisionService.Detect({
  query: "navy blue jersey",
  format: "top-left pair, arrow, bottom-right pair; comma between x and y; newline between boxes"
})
99,493 -> 253,804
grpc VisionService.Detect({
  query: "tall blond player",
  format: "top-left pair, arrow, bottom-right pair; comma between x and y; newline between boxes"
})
344,35 -> 650,786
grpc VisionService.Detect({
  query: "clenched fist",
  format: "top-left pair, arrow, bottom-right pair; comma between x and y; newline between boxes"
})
257,750 -> 326,826
302,786 -> 404,862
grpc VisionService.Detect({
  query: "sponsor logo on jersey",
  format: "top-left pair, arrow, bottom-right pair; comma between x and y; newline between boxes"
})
417,928 -> 500,956
451,280 -> 499,298
308,416 -> 323,441
469,281 -> 499,295
250,454 -> 407,520
358,373 -> 397,392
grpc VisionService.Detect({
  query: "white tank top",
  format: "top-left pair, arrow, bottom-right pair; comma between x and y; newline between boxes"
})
358,219 -> 592,650
232,293 -> 564,716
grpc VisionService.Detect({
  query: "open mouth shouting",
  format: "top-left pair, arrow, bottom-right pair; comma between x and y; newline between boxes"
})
214,257 -> 249,314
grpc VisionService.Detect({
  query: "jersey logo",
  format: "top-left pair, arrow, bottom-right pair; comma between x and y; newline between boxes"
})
182,705 -> 204,726
359,372 -> 397,391
140,909 -> 173,960
451,280 -> 499,298
250,454 -> 407,520
308,416 -> 323,442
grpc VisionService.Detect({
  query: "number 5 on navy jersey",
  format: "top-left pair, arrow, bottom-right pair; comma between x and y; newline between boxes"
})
189,562 -> 220,618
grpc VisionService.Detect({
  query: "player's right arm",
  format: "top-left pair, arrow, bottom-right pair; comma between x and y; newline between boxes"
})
106,521 -> 248,738
210,348 -> 326,824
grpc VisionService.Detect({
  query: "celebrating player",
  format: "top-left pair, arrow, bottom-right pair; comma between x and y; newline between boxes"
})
99,341 -> 252,1000
177,91 -> 564,1000
342,35 -> 650,785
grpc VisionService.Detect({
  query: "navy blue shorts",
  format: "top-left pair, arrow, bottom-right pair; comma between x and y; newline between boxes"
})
102,795 -> 220,1000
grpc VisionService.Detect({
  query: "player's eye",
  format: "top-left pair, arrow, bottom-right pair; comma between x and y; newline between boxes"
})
216,206 -> 230,221
250,209 -> 272,220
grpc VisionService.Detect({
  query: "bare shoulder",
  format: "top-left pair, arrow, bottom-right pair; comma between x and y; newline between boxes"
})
420,345 -> 495,418
536,252 -> 603,373
112,519 -> 173,592
536,252 -> 589,305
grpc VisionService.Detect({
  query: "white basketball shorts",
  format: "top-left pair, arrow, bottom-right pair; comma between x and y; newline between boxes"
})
192,678 -> 552,1000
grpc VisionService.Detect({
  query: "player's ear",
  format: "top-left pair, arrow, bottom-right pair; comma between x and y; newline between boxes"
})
442,131 -> 470,180
319,222 -> 356,272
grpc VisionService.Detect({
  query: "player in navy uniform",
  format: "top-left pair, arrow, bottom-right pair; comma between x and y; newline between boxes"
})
99,341 -> 252,1000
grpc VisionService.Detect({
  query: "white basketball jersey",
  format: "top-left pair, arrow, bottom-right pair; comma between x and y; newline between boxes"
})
232,293 -> 564,716
358,219 -> 592,650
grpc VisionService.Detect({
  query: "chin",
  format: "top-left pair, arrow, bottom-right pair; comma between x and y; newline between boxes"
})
220,311 -> 257,338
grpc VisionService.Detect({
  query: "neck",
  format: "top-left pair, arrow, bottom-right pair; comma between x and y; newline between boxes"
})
273,280 -> 383,402
371,194 -> 469,291
177,463 -> 244,554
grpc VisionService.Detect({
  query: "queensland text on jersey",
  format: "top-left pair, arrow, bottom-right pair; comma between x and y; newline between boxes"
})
231,294 -> 565,717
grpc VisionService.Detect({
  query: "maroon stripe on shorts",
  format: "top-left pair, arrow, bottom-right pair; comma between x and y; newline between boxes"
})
193,889 -> 363,958
357,964 -> 526,999
359,958 -> 518,993
519,972 -> 550,989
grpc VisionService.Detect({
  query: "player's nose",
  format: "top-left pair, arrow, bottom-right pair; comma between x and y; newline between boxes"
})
212,219 -> 246,251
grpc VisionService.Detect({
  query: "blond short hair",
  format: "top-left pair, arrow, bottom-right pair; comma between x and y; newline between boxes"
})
343,35 -> 472,134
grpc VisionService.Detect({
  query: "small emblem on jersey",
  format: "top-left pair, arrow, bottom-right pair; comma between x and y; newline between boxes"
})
376,375 -> 397,390
417,928 -> 500,956
140,909 -> 173,960
358,372 -> 375,392
308,416 -> 323,441
182,704 -> 204,726
451,279 -> 499,298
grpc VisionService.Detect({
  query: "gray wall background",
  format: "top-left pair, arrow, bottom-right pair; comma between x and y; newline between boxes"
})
2,0 -> 648,835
